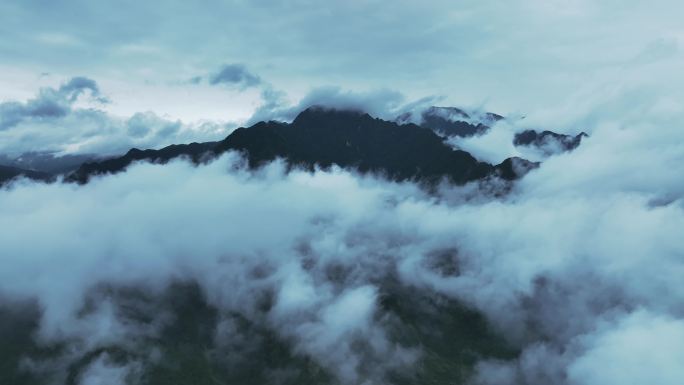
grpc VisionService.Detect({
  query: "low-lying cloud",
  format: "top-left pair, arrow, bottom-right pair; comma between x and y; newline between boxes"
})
2,84 -> 684,384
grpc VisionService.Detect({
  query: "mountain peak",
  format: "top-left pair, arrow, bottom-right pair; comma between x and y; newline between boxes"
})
292,106 -> 370,125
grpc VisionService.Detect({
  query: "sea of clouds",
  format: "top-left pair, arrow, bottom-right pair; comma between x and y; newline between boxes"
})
2,87 -> 684,383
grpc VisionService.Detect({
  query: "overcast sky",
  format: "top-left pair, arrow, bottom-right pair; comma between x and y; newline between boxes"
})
1,0 -> 683,125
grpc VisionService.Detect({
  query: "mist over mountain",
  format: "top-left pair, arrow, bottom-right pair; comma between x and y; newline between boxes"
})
0,152 -> 102,175
2,89 -> 683,385
398,106 -> 503,138
0,102 -> 582,384
3,1 -> 684,385
0,152 -> 104,185
0,164 -> 52,184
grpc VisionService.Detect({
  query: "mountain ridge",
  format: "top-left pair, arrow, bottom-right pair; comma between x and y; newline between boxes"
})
67,106 -> 538,185
0,165 -> 53,185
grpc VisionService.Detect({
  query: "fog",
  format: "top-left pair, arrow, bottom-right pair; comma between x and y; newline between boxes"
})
2,88 -> 684,383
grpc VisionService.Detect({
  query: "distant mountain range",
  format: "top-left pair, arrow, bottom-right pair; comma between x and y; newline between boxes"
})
0,152 -> 100,185
0,152 -> 100,174
0,106 -> 586,186
0,165 -> 52,184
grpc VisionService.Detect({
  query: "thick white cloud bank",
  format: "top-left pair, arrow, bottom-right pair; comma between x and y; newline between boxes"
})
2,82 -> 684,385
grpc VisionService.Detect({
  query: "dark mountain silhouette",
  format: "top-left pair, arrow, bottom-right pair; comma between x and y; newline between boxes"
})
513,130 -> 587,154
68,107 -> 535,185
0,165 -> 52,185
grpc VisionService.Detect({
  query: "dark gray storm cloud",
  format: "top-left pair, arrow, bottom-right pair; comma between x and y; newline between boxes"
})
58,76 -> 106,102
208,63 -> 262,89
0,76 -> 103,130
187,63 -> 263,92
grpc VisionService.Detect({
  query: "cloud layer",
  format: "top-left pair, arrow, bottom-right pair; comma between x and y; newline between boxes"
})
1,79 -> 684,384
